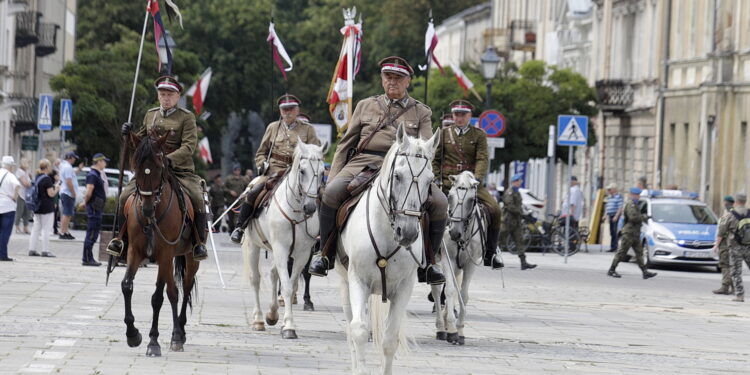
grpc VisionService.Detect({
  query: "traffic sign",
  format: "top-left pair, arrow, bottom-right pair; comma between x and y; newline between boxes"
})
557,115 -> 588,146
486,137 -> 505,159
478,110 -> 506,137
60,99 -> 73,131
38,94 -> 53,131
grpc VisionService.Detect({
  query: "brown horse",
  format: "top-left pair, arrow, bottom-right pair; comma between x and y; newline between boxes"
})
121,130 -> 199,357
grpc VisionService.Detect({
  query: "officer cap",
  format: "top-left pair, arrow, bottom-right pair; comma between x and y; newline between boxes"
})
154,75 -> 183,93
511,173 -> 523,182
441,113 -> 455,126
629,187 -> 642,195
277,94 -> 301,109
379,56 -> 414,77
449,100 -> 474,113
724,195 -> 735,203
298,113 -> 311,123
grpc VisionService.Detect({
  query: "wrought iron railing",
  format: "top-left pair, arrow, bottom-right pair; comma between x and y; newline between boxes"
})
36,23 -> 59,57
595,80 -> 634,111
15,11 -> 40,48
11,97 -> 37,132
510,20 -> 536,50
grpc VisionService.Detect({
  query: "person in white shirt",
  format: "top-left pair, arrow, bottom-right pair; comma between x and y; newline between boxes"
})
0,156 -> 22,261
14,158 -> 32,234
563,176 -> 585,226
58,152 -> 79,240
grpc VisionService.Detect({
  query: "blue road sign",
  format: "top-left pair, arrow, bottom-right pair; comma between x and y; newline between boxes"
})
38,94 -> 53,131
60,99 -> 73,131
478,110 -> 506,137
557,115 -> 588,146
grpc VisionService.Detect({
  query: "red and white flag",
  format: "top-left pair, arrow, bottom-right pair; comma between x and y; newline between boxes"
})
450,62 -> 483,101
185,68 -> 212,115
267,22 -> 293,79
198,137 -> 212,164
424,19 -> 444,74
327,15 -> 362,134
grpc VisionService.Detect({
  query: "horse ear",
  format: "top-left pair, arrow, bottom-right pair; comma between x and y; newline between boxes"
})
449,175 -> 457,183
396,122 -> 407,146
471,179 -> 480,187
128,133 -> 140,149
319,142 -> 329,155
427,128 -> 441,156
157,131 -> 170,147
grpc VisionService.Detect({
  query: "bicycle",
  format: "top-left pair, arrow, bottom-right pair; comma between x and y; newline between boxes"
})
503,213 -> 581,256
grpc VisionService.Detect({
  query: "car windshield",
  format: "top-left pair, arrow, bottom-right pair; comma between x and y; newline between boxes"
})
651,202 -> 717,224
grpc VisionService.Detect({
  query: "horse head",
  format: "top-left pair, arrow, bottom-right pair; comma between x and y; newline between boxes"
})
291,138 -> 327,216
447,171 -> 479,243
381,123 -> 440,247
132,129 -> 170,218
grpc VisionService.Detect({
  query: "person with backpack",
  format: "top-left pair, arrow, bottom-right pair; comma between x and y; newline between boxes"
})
715,193 -> 750,302
0,156 -> 21,261
28,159 -> 59,258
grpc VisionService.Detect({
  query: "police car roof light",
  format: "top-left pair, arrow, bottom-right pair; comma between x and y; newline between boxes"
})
648,190 -> 699,200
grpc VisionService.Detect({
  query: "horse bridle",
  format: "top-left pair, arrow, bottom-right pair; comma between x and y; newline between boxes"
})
136,151 -> 167,206
378,150 -> 431,230
448,184 -> 478,246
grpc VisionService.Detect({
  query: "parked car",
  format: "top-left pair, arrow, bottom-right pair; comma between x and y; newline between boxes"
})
75,168 -> 134,206
498,187 -> 545,219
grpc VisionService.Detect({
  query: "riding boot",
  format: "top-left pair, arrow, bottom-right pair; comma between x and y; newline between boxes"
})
309,204 -> 338,277
421,219 -> 446,285
192,213 -> 209,261
519,254 -> 536,270
483,225 -> 504,270
230,183 -> 264,244
106,213 -> 128,257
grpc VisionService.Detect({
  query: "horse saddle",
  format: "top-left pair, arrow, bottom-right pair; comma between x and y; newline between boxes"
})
251,170 -> 287,219
337,165 -> 380,229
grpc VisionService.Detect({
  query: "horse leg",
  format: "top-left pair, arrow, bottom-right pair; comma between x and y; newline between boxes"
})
177,256 -> 199,345
303,259 -> 314,311
456,265 -> 474,346
122,249 -> 143,348
338,274 -> 357,370
445,268 -> 460,344
166,268 -> 183,352
279,253 -> 303,339
146,279 -> 165,356
266,265 -> 280,326
348,275 -> 370,375
246,243 -> 265,331
431,283 -> 446,340
381,280 -> 412,375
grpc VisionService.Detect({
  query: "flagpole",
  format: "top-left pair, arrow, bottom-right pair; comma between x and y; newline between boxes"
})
346,19 -> 354,124
424,11 -> 432,107
269,13 -> 275,123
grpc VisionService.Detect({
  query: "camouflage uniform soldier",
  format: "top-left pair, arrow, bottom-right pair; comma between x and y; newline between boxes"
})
224,165 -> 249,232
208,175 -> 227,232
230,94 -> 321,243
608,187 -> 657,279
502,174 -> 536,270
107,75 -> 209,260
309,56 -> 447,285
712,195 -> 735,295
434,100 -> 503,270
715,193 -> 750,302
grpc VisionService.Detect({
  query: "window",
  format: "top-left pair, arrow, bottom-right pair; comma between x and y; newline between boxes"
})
651,203 -> 717,224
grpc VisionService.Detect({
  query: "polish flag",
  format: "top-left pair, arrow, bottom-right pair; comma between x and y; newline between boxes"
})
198,137 -> 212,164
424,19 -> 444,74
267,22 -> 293,79
450,62 -> 474,93
327,17 -> 362,134
185,68 -> 212,115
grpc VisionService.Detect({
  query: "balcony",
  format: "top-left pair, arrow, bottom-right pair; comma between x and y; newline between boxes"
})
510,20 -> 536,51
10,97 -> 37,133
595,80 -> 634,112
15,11 -> 41,48
36,23 -> 60,57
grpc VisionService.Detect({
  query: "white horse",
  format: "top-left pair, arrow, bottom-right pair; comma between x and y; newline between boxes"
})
431,171 -> 484,346
337,124 -> 440,375
242,141 -> 326,339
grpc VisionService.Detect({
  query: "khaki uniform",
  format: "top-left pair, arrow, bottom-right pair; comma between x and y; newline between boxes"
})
224,174 -> 249,230
717,211 -> 733,289
501,188 -> 524,255
610,199 -> 648,270
255,119 -> 321,180
718,206 -> 750,296
208,181 -> 226,230
324,94 -> 446,221
119,107 -> 205,213
433,125 -> 501,242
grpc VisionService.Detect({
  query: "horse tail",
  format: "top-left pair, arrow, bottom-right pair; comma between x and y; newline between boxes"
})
174,255 -> 196,311
369,295 -> 418,358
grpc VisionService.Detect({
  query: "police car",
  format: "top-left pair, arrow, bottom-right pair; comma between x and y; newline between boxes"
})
626,190 -> 719,267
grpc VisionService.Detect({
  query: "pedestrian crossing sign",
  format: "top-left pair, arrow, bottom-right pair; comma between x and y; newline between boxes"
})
60,99 -> 73,131
37,94 -> 53,131
557,115 -> 588,146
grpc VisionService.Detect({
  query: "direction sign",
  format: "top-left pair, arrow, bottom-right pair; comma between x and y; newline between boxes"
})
478,110 -> 506,138
60,99 -> 73,131
38,94 -> 53,131
557,115 -> 588,146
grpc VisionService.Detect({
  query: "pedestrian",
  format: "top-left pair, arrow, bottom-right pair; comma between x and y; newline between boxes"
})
230,94 -> 321,243
562,176 -> 585,228
29,159 -> 59,258
637,176 -> 648,191
603,183 -> 623,252
712,195 -> 735,295
503,173 -> 536,269
0,156 -> 22,261
224,164 -> 248,232
208,174 -> 226,233
487,182 -> 501,202
78,153 -> 108,266
715,193 -> 750,302
58,151 -> 79,240
14,158 -> 32,234
244,168 -> 255,181
607,187 -> 657,279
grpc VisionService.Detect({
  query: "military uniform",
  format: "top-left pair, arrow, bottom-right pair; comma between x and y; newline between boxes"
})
717,205 -> 750,299
501,178 -> 535,269
224,171 -> 249,231
208,179 -> 226,231
434,99 -> 502,269
714,203 -> 734,294
230,94 -> 321,243
608,189 -> 656,279
309,56 -> 447,285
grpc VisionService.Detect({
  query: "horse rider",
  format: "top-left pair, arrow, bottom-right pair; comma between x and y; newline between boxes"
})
308,56 -> 447,285
434,100 -> 504,270
230,94 -> 321,244
106,75 -> 209,261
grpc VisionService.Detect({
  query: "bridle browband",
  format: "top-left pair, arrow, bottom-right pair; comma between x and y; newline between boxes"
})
377,149 -> 432,231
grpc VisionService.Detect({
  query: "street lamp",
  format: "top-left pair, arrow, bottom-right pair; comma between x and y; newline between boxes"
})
480,46 -> 501,109
158,30 -> 177,75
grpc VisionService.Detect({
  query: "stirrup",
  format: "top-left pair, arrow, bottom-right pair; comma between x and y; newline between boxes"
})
308,255 -> 331,277
230,227 -> 244,244
425,265 -> 446,285
193,244 -> 208,261
106,238 -> 124,257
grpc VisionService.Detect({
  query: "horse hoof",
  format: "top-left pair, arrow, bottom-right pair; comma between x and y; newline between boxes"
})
265,314 -> 279,326
127,332 -> 142,348
170,341 -> 184,352
252,322 -> 266,331
457,336 -> 465,346
146,344 -> 161,357
436,331 -> 447,341
303,301 -> 315,311
281,329 -> 298,339
447,332 -> 459,344
278,298 -> 285,307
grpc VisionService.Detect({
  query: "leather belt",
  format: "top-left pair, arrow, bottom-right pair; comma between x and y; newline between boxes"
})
361,150 -> 387,158
443,163 -> 475,172
271,152 -> 293,164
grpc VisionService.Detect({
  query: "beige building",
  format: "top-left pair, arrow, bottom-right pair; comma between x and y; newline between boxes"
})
659,0 -> 750,210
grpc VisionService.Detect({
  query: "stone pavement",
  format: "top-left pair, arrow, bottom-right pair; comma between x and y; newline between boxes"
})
1,230 -> 749,374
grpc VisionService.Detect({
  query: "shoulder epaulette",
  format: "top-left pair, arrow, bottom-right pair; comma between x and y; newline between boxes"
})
178,107 -> 192,114
147,107 -> 159,112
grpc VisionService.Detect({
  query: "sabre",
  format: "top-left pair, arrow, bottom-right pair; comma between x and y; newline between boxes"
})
441,239 -> 466,312
211,184 -> 251,227
202,181 -> 226,288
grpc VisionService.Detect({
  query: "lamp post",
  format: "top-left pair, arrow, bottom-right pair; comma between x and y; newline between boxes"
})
157,30 -> 177,75
480,46 -> 501,110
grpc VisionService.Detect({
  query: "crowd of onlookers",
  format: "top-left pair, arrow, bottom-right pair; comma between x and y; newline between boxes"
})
0,152 -> 110,265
